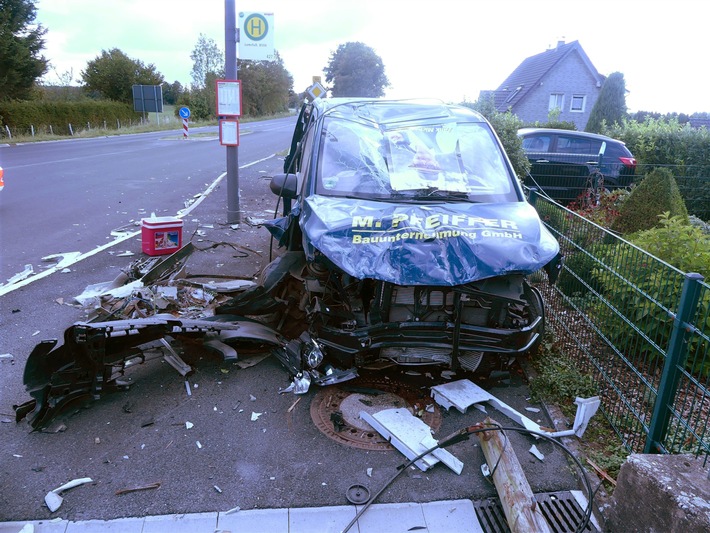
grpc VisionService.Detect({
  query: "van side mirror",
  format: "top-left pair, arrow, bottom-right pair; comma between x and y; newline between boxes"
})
270,173 -> 298,199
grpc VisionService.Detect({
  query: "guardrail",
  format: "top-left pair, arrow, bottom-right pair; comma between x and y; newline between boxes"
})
529,191 -> 709,457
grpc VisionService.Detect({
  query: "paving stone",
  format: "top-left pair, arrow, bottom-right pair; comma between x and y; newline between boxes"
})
217,508 -> 288,533
289,505 -> 358,533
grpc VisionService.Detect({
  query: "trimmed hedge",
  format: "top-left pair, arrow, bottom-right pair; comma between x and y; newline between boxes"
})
0,100 -> 140,136
611,167 -> 689,234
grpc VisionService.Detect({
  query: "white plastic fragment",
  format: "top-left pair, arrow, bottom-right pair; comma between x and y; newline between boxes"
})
360,408 -> 463,474
529,445 -> 545,461
186,421 -> 194,429
251,412 -> 262,421
366,468 -> 373,477
196,441 -> 202,449
525,407 -> 541,413
5,264 -> 34,285
44,477 -> 93,512
431,379 -> 600,440
225,506 -> 241,515
185,380 -> 192,396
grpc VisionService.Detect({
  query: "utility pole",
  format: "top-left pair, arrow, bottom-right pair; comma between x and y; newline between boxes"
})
225,0 -> 240,224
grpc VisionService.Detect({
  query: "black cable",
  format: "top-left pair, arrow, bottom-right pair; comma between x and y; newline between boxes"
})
341,423 -> 595,533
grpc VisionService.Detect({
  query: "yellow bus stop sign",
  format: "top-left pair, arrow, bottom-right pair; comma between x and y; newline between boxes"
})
239,12 -> 274,61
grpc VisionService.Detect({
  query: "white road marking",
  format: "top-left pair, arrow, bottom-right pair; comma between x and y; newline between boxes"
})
0,154 -> 276,297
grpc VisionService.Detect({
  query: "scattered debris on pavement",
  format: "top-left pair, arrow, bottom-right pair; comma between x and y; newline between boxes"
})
115,482 -> 161,495
44,477 -> 93,512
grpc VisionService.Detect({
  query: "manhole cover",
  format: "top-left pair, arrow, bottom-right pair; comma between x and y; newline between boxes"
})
310,378 -> 442,450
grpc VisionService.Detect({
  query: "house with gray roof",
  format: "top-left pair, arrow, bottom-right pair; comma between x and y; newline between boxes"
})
482,40 -> 605,130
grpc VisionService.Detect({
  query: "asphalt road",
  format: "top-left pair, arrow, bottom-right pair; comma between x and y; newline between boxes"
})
0,120 -> 580,523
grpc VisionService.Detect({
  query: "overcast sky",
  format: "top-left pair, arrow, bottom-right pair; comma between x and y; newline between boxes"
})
35,0 -> 707,114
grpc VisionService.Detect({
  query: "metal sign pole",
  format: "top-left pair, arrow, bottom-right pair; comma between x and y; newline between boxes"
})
225,0 -> 240,224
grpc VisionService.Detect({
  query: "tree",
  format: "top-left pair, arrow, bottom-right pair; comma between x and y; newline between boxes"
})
585,72 -> 627,133
81,48 -> 163,103
0,0 -> 49,100
324,42 -> 389,97
162,80 -> 184,105
190,34 -> 224,89
239,51 -> 293,115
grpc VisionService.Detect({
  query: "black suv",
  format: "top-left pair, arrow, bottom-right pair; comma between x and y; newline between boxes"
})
519,128 -> 636,204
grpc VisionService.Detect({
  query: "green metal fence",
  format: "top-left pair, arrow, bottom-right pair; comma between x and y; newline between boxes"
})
530,191 -> 710,457
524,161 -> 710,221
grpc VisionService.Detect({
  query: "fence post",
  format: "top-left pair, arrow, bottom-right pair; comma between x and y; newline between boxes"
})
644,272 -> 705,453
528,187 -> 539,207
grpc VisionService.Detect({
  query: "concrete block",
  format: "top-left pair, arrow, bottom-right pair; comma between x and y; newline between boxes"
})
606,454 -> 710,532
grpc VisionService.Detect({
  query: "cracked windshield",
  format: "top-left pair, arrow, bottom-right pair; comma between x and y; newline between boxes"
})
319,118 -> 513,200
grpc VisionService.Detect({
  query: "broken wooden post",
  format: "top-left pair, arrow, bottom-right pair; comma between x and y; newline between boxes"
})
477,417 -> 552,533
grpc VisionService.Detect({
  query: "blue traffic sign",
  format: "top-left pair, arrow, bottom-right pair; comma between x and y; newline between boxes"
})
179,107 -> 191,119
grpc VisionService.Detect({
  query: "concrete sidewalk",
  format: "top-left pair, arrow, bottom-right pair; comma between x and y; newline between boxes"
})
0,499 -> 480,533
0,492 -> 598,533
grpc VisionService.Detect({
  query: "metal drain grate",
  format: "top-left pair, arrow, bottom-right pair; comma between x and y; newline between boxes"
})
474,491 -> 598,533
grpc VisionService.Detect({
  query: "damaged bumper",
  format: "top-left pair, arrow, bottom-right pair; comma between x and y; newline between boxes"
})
14,315 -> 286,429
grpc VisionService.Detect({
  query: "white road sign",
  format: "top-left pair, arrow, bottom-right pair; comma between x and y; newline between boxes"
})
239,12 -> 275,61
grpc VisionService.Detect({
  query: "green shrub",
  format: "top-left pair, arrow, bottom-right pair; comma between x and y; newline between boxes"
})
603,118 -> 710,220
605,117 -> 710,170
569,188 -> 629,229
529,349 -> 598,406
0,100 -> 139,136
557,248 -> 607,297
589,229 -> 710,377
611,167 -> 688,234
629,213 -> 710,278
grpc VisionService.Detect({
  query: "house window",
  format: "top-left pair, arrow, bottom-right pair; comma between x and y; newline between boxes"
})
549,93 -> 564,111
570,95 -> 586,113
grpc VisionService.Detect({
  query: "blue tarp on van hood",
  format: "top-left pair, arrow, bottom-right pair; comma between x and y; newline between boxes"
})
300,195 -> 560,286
